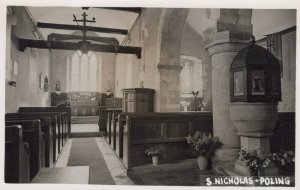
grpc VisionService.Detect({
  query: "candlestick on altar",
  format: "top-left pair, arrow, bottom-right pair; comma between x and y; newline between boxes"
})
192,91 -> 199,112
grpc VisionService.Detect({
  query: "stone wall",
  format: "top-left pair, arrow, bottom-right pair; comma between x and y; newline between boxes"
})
49,50 -> 115,94
180,23 -> 212,111
279,30 -> 296,112
114,8 -> 162,106
101,53 -> 116,93
114,54 -> 136,97
158,9 -> 189,112
6,7 -> 51,113
50,50 -> 68,92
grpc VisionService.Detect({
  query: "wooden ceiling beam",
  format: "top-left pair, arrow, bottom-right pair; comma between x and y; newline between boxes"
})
95,7 -> 142,14
47,33 -> 119,46
37,22 -> 128,35
18,38 -> 141,58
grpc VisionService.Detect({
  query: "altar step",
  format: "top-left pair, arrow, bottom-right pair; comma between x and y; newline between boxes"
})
70,124 -> 102,138
71,116 -> 99,124
70,132 -> 103,138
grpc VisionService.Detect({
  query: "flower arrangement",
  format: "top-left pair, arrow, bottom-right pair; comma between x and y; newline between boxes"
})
271,150 -> 295,174
238,149 -> 271,176
239,148 -> 295,176
145,145 -> 162,156
186,131 -> 223,157
198,97 -> 207,111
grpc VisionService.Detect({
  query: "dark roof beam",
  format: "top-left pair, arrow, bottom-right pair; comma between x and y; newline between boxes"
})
47,33 -> 119,47
18,38 -> 141,58
95,7 -> 142,14
37,22 -> 128,35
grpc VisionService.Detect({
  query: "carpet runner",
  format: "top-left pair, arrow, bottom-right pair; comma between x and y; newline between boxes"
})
67,138 -> 115,184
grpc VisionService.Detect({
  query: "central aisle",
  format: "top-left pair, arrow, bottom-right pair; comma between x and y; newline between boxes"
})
67,138 -> 115,184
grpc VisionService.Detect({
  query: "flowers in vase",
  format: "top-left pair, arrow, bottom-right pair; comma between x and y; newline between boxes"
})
186,131 -> 223,157
271,150 -> 295,174
238,148 -> 271,176
238,148 -> 295,176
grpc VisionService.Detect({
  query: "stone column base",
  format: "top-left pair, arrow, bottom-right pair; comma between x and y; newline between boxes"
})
212,146 -> 240,170
235,159 -> 278,176
240,136 -> 271,155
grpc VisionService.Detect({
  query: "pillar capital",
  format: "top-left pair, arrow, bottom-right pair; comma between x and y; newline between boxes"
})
205,30 -> 252,56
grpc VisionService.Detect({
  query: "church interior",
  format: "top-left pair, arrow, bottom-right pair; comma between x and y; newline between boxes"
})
4,6 -> 296,186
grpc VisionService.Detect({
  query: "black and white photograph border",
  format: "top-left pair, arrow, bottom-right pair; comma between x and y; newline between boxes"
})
0,0 -> 299,190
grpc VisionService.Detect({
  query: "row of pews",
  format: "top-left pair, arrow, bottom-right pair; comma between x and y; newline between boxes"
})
104,111 -> 213,170
5,106 -> 71,183
101,110 -> 295,171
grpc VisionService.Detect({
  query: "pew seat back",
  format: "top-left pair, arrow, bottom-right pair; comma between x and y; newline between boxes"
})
6,112 -> 59,162
117,112 -> 213,169
6,116 -> 54,168
5,125 -> 30,183
5,120 -> 44,180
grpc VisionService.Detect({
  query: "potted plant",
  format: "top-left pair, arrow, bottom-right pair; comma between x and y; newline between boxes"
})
271,150 -> 295,175
145,145 -> 162,165
238,148 -> 271,176
186,131 -> 223,170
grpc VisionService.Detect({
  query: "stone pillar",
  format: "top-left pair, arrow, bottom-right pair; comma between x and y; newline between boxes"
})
205,31 -> 251,169
157,9 -> 189,112
158,65 -> 181,112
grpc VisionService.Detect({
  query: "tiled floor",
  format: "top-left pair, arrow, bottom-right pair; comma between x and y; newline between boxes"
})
71,124 -> 99,133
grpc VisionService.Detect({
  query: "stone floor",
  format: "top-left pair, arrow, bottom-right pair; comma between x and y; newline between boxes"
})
71,116 -> 99,124
46,124 -> 295,186
54,134 -> 222,186
71,124 -> 99,133
31,166 -> 89,184
129,168 -> 223,186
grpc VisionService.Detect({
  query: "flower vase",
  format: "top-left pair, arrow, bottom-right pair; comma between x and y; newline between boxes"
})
152,155 -> 159,165
197,156 -> 208,170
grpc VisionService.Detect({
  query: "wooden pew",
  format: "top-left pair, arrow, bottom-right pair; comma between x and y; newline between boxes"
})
6,112 -> 60,163
111,110 -> 123,151
19,106 -> 71,140
105,109 -> 122,145
5,125 -> 30,183
98,106 -> 107,132
6,114 -> 54,168
18,110 -> 64,152
106,112 -> 112,144
106,97 -> 123,110
116,114 -> 125,158
5,120 -> 44,180
114,112 -> 213,170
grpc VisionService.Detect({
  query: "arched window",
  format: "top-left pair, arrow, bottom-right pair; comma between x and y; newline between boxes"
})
70,51 -> 80,91
68,51 -> 101,92
180,61 -> 193,94
180,56 -> 203,97
89,54 -> 98,91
